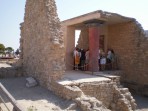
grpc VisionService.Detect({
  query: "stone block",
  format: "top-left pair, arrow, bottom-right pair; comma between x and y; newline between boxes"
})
26,77 -> 38,88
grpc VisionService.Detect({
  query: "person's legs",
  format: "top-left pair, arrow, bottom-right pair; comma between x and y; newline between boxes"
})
102,64 -> 105,71
73,58 -> 75,70
85,60 -> 89,71
86,64 -> 89,71
81,60 -> 85,71
98,59 -> 101,71
75,64 -> 78,70
100,64 -> 102,71
107,59 -> 111,70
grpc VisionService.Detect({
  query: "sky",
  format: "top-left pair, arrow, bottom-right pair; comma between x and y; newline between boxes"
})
0,0 -> 148,50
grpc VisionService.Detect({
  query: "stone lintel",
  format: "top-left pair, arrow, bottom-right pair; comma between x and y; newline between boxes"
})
84,19 -> 105,27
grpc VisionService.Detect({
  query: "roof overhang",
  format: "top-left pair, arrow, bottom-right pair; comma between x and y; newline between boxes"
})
61,10 -> 135,29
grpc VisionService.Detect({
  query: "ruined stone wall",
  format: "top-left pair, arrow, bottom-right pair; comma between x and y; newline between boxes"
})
77,28 -> 89,50
108,22 -> 139,82
135,23 -> 148,85
79,82 -> 114,107
50,80 -> 136,111
0,67 -> 22,78
20,0 -> 65,88
108,21 -> 148,90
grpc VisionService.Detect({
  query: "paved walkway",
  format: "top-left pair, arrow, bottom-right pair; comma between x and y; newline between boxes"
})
58,71 -> 111,85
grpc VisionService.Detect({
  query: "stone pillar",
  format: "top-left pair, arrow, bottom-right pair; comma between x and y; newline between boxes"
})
88,24 -> 100,72
66,26 -> 75,70
77,28 -> 89,50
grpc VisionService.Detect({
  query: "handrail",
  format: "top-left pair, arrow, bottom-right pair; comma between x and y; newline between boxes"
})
0,95 -> 10,111
0,83 -> 24,111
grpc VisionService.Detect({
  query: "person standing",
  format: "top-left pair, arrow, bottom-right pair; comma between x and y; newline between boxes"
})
80,49 -> 86,71
106,49 -> 112,70
84,49 -> 89,71
111,49 -> 116,70
74,48 -> 80,70
100,52 -> 106,71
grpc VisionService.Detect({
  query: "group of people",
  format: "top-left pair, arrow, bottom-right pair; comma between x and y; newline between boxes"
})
99,49 -> 116,71
73,47 -> 117,71
73,48 -> 89,71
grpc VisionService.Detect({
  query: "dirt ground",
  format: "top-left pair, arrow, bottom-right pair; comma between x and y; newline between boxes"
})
134,94 -> 148,111
0,77 -> 148,111
0,77 -> 80,111
0,63 -> 148,111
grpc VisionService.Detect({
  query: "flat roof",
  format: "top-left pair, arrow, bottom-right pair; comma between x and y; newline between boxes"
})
61,10 -> 135,29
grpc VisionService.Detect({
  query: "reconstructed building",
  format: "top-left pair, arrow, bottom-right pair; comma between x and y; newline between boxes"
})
62,10 -> 148,94
0,1 -> 144,110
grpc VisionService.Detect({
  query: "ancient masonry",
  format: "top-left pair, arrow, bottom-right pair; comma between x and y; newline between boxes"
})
0,0 -> 140,111
63,10 -> 148,95
20,0 -> 65,88
50,75 -> 137,111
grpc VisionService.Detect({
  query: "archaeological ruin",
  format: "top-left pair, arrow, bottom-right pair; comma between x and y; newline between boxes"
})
20,0 -> 65,87
0,0 -> 148,111
62,10 -> 148,96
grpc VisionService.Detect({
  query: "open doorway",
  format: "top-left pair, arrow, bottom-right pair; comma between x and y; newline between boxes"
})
75,30 -> 81,47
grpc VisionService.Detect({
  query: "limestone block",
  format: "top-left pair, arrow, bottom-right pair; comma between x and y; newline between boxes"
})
64,86 -> 83,99
66,103 -> 77,110
120,88 -> 129,94
75,96 -> 111,111
26,77 -> 38,87
80,101 -> 91,111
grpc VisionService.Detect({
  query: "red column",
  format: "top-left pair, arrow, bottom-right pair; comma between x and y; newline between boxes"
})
88,25 -> 100,72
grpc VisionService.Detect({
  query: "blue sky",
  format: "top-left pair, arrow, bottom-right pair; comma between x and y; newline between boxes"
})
0,0 -> 148,50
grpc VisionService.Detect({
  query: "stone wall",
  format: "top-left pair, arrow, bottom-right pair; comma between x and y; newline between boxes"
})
20,0 -> 65,88
79,82 -> 114,107
77,28 -> 89,50
76,19 -> 148,94
108,20 -> 148,93
108,21 -> 139,82
0,67 -> 22,78
50,80 -> 136,111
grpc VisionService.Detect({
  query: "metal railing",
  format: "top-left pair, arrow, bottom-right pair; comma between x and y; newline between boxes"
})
0,83 -> 24,111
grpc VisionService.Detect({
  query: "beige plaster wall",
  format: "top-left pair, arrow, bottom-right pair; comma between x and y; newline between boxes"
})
63,26 -> 75,70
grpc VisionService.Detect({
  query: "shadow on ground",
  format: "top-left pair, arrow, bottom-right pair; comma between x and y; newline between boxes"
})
133,94 -> 148,111
0,77 -> 148,111
0,77 -> 80,111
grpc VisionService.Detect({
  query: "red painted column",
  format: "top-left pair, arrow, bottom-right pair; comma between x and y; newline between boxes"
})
88,24 -> 100,72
